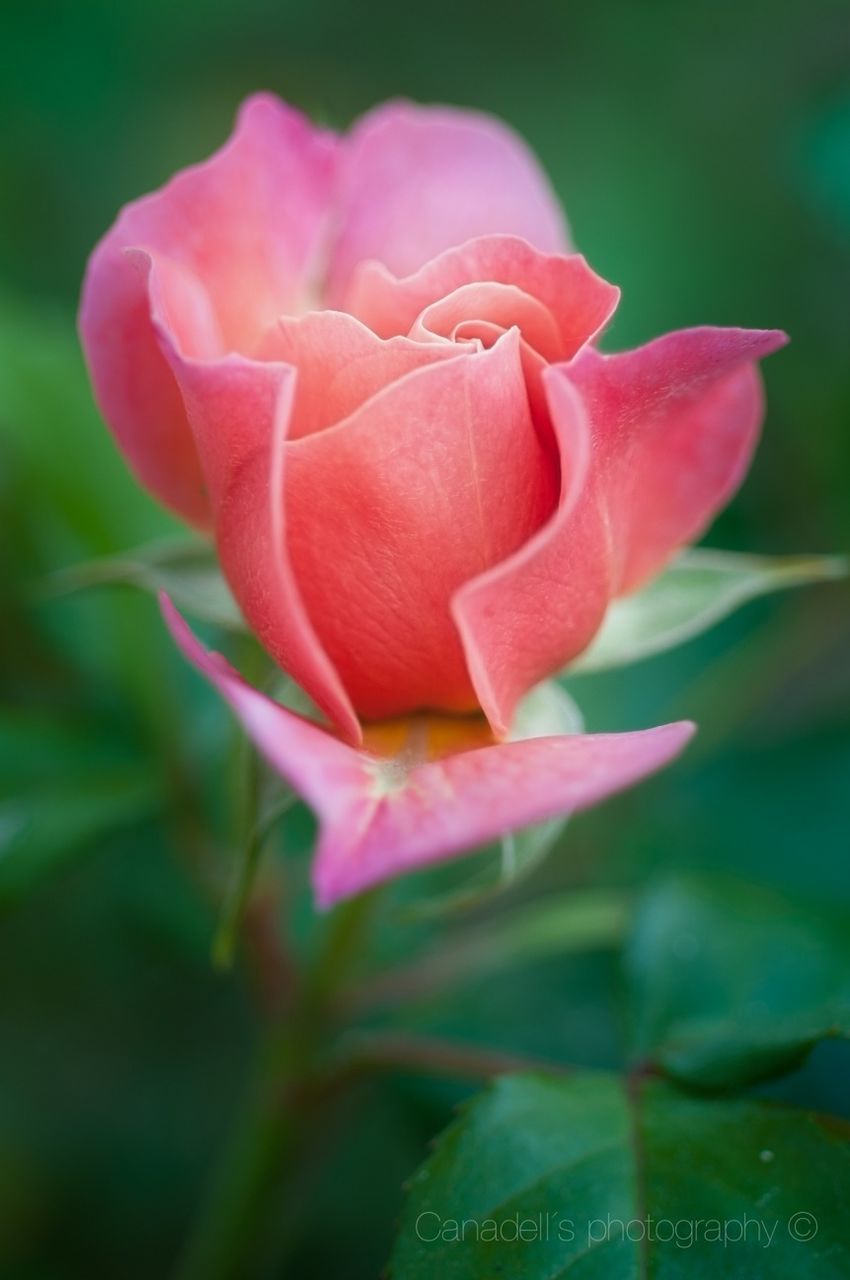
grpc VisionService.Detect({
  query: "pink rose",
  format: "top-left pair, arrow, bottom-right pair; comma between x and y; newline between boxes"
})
80,95 -> 785,903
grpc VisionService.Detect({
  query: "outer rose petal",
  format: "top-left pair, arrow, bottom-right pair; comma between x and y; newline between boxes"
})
136,254 -> 359,740
79,248 -> 220,526
564,326 -> 789,592
151,347 -> 362,745
284,331 -> 559,721
162,597 -> 695,907
78,94 -> 337,526
327,104 -> 570,305
454,326 -> 787,736
454,375 -> 609,737
346,236 -> 618,361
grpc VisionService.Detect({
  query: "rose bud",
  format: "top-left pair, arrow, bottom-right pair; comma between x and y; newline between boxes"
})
80,95 -> 784,902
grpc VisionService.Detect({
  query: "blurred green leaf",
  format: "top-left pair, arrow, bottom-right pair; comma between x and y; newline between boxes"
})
43,535 -> 246,633
626,875 -> 850,1089
797,93 -> 850,243
401,682 -> 584,920
0,297 -> 172,558
390,1071 -> 850,1278
453,888 -> 631,970
353,889 -> 631,1014
0,771 -> 157,907
571,549 -> 846,674
0,709 -> 158,907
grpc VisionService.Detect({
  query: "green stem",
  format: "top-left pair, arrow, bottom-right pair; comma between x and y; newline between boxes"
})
212,792 -> 296,972
173,1024 -> 308,1280
304,888 -> 378,1014
331,1030 -> 572,1083
173,891 -> 377,1280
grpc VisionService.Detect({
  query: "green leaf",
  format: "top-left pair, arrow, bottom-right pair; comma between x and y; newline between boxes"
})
390,1071 -> 850,1278
0,709 -> 159,906
626,875 -> 850,1089
399,682 -> 583,920
42,535 -> 247,632
0,771 -> 157,907
440,888 -> 632,977
571,549 -> 846,674
357,889 -> 632,1013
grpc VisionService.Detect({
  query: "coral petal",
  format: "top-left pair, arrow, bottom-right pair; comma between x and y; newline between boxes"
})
564,326 -> 789,591
163,599 -> 694,909
346,235 -> 618,356
454,327 -> 788,733
284,332 -> 558,719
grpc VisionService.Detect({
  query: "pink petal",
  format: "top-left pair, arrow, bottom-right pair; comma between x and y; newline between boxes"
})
153,305 -> 478,741
256,310 -> 459,439
162,595 -> 365,817
454,326 -> 787,735
563,326 -> 789,592
152,333 -> 362,746
327,105 -> 569,305
79,247 -> 219,526
284,331 -> 559,721
78,94 -> 337,525
410,284 -> 569,361
324,719 -> 694,908
162,597 -> 694,907
346,236 -> 618,360
139,252 -> 359,741
453,373 -> 609,737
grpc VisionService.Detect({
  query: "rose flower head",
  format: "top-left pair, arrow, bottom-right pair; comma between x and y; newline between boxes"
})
80,95 -> 785,904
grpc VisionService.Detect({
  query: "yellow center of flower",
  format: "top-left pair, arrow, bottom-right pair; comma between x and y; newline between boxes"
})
361,711 -> 495,771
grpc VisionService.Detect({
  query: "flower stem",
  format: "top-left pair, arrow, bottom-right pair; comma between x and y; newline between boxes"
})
331,1030 -> 572,1083
173,1026 -> 304,1280
173,891 -> 377,1280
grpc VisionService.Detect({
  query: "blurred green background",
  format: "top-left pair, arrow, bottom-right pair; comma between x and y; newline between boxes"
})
1,0 -> 849,1276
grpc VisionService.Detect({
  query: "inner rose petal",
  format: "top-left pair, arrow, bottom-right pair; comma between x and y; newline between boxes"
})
283,333 -> 559,720
411,281 -> 565,362
255,310 -> 462,439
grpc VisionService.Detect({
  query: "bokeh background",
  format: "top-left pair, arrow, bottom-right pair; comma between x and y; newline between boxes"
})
1,1 -> 849,1275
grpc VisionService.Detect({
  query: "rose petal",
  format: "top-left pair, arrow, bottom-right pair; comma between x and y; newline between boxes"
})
158,349 -> 362,744
327,105 -> 569,305
79,93 -> 337,525
162,596 -> 694,907
561,326 -> 790,593
412,283 -> 565,360
454,326 -> 788,735
154,304 -> 482,740
323,718 -> 693,908
284,330 -> 559,721
136,252 -> 359,741
256,310 -> 459,439
79,247 -> 219,526
454,373 -> 608,737
162,594 -> 365,813
346,236 -> 618,360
